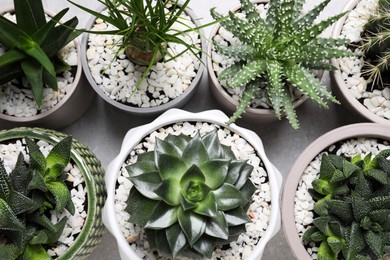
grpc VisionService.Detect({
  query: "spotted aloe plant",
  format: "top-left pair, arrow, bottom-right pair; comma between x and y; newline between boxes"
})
125,130 -> 256,258
210,0 -> 355,129
303,149 -> 390,259
0,136 -> 74,260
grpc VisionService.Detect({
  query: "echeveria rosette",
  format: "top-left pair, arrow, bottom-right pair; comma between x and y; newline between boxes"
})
303,149 -> 390,259
125,130 -> 256,258
210,0 -> 355,129
0,136 -> 75,260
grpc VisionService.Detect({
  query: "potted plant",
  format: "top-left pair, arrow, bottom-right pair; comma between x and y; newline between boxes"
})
0,127 -> 106,259
282,123 -> 390,259
330,0 -> 390,126
0,0 -> 94,129
207,0 -> 355,129
103,109 -> 282,259
69,0 -> 210,116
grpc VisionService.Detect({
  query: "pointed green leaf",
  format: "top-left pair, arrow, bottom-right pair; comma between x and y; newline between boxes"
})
9,153 -> 31,195
129,171 -> 161,199
155,138 -> 182,158
226,81 -> 258,124
224,161 -> 244,185
225,206 -> 251,226
313,194 -> 332,216
46,217 -> 68,244
14,0 -> 46,34
46,181 -> 70,214
352,192 -> 372,222
29,230 -> 49,245
46,136 -> 72,170
0,244 -> 21,260
192,234 -> 216,258
365,230 -> 383,258
234,162 -> 253,190
27,170 -> 47,192
155,178 -> 181,206
182,133 -> 208,167
227,60 -> 267,88
199,159 -> 229,190
126,160 -> 157,178
145,202 -> 178,229
365,168 -> 388,185
205,211 -> 229,240
126,188 -> 159,227
8,190 -> 39,215
0,161 -> 11,198
192,192 -> 217,218
25,138 -> 45,173
180,165 -> 205,186
21,60 -> 44,108
166,223 -> 187,258
177,208 -> 206,246
201,130 -> 224,160
213,183 -> 247,211
164,134 -> 191,152
22,244 -> 51,260
156,154 -> 187,181
327,199 -> 353,224
344,222 -> 365,260
218,61 -> 245,81
0,198 -> 25,231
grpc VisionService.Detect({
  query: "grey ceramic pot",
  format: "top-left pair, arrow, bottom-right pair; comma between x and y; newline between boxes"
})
80,5 -> 205,116
0,7 -> 95,130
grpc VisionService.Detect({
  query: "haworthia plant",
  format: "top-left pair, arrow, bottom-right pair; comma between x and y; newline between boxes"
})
0,136 -> 74,260
125,130 -> 256,258
0,0 -> 81,108
303,149 -> 390,259
361,0 -> 390,89
210,0 -> 355,129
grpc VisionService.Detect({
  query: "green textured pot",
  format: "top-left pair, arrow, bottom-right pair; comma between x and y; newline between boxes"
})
0,127 -> 106,259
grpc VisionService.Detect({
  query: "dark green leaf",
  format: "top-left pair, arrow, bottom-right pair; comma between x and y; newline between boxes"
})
344,222 -> 365,260
21,60 -> 44,108
365,168 -> 388,185
166,223 -> 187,258
0,198 -> 25,231
352,192 -> 372,222
201,130 -> 224,160
145,201 -> 178,229
0,244 -> 21,260
313,194 -> 331,216
26,138 -> 45,173
234,163 -> 253,189
14,0 -> 46,34
126,160 -> 157,178
28,170 -> 47,192
199,159 -> 229,190
46,181 -> 70,214
224,161 -> 244,185
327,199 -> 353,224
155,137 -> 182,158
213,183 -> 247,211
129,171 -> 161,199
365,230 -> 383,258
192,235 -> 216,258
192,192 -> 217,218
313,216 -> 330,235
9,153 -> 31,195
177,207 -> 206,246
205,211 -> 229,240
182,133 -> 208,167
225,206 -> 251,226
126,188 -> 159,226
164,134 -> 191,152
156,154 -> 187,181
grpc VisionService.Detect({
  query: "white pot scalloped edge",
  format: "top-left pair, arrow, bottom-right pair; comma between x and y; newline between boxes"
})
102,108 -> 283,260
0,6 -> 95,130
282,123 -> 390,260
330,0 -> 390,126
80,5 -> 206,116
206,0 -> 324,124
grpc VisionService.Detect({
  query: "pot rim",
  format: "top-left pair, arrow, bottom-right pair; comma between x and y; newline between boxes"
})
102,108 -> 282,260
330,0 -> 390,126
80,4 -> 206,115
282,122 -> 390,260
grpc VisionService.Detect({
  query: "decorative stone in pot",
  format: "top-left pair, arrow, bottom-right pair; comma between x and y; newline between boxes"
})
330,0 -> 390,126
207,0 -> 354,129
102,109 -> 282,259
78,1 -> 205,116
0,127 -> 106,259
282,123 -> 390,259
0,2 -> 94,129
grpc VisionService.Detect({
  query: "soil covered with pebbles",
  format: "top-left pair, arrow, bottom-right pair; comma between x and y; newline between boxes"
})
294,137 -> 390,259
114,122 -> 272,259
337,0 -> 390,120
86,8 -> 201,108
0,12 -> 78,118
0,138 -> 87,258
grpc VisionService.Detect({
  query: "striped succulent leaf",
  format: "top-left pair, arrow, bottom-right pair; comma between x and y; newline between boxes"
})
125,130 -> 256,258
212,0 -> 354,128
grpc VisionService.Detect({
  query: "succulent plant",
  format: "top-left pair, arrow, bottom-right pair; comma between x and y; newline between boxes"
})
210,0 -> 355,129
125,130 -> 256,258
361,0 -> 390,89
0,136 -> 74,260
0,0 -> 81,108
303,149 -> 390,259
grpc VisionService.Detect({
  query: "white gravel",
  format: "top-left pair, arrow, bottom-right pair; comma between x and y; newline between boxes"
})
114,122 -> 272,259
0,12 -> 78,118
337,0 -> 390,119
86,8 -> 201,108
294,137 -> 390,259
0,138 -> 86,258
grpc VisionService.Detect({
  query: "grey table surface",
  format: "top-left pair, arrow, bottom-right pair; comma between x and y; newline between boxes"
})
1,0 -> 363,259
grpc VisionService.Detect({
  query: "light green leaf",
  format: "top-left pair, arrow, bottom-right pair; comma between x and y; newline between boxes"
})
199,159 -> 229,189
22,244 -> 51,260
46,136 -> 72,171
192,192 -> 217,218
155,179 -> 181,206
46,181 -> 70,214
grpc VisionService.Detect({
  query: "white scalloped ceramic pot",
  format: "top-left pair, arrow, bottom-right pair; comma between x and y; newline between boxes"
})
0,6 -> 94,130
282,123 -> 390,259
103,109 -> 282,260
80,5 -> 205,116
330,0 -> 390,126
